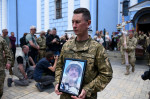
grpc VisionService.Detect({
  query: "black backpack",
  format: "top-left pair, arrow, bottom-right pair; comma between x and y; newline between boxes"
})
20,36 -> 27,47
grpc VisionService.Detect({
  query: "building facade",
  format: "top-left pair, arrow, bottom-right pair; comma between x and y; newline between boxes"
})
119,0 -> 150,34
0,0 -> 150,44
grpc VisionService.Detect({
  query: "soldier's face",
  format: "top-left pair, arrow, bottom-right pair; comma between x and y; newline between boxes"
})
3,30 -> 8,36
30,28 -> 36,34
72,13 -> 91,36
129,33 -> 133,39
68,67 -> 79,81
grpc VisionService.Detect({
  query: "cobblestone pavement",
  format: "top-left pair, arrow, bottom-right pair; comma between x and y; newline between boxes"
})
1,48 -> 150,99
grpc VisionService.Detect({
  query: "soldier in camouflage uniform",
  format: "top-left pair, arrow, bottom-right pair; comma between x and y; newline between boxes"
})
55,8 -> 113,99
36,31 -> 46,61
117,34 -> 125,64
146,32 -> 150,66
124,32 -> 137,75
138,31 -> 147,50
0,36 -> 12,98
2,29 -> 14,76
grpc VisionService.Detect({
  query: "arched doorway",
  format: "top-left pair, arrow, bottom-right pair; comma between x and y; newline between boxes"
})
137,13 -> 150,34
132,7 -> 150,34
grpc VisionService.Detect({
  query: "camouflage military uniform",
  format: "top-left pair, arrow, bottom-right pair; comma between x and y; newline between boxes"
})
146,36 -> 150,66
2,36 -> 14,75
117,36 -> 125,64
36,36 -> 46,61
0,36 -> 12,98
138,34 -> 147,50
55,36 -> 113,99
124,37 -> 137,74
134,31 -> 138,38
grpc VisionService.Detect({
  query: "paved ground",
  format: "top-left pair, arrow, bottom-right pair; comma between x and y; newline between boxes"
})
1,48 -> 150,99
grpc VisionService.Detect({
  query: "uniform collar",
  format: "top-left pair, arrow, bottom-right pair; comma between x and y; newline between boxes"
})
70,36 -> 92,52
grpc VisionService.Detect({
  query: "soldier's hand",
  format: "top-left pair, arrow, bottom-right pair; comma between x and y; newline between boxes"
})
37,45 -> 40,50
6,64 -> 11,70
55,84 -> 62,95
71,89 -> 86,99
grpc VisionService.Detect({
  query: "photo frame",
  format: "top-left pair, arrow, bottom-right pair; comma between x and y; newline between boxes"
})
58,58 -> 87,96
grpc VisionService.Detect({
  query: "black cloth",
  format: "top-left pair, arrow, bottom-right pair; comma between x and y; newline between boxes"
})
17,56 -> 23,64
20,36 -> 27,47
111,35 -> 117,50
35,75 -> 55,86
46,34 -> 60,52
33,58 -> 54,81
59,39 -> 66,52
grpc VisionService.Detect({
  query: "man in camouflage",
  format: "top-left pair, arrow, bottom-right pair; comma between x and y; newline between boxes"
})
124,32 -> 137,75
2,29 -> 14,76
55,8 -> 113,99
0,36 -> 12,98
118,33 -> 125,64
146,32 -> 150,66
138,31 -> 147,50
36,31 -> 46,61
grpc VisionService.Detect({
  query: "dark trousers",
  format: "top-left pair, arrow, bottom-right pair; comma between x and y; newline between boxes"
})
11,47 -> 16,59
35,75 -> 55,86
29,49 -> 38,64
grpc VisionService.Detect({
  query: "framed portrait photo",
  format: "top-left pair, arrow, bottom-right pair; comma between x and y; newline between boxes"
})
58,58 -> 87,96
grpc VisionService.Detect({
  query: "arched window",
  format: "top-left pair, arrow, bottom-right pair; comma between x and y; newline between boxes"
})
55,0 -> 62,19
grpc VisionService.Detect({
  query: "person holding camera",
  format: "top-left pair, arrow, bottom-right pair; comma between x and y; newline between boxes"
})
33,51 -> 58,92
46,28 -> 60,55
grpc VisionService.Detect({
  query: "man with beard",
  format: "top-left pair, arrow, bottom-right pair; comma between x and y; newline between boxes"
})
60,61 -> 82,95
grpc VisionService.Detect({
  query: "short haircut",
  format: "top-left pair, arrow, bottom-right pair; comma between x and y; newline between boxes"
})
22,45 -> 28,50
2,29 -> 7,33
52,27 -> 56,31
73,8 -> 91,21
45,51 -> 54,59
47,29 -> 51,33
30,26 -> 36,29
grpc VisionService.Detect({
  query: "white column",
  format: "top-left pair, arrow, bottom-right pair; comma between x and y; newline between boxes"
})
44,0 -> 49,31
0,0 -> 2,32
2,0 -> 7,29
80,0 -> 90,10
67,0 -> 74,30
130,0 -> 138,7
37,0 -> 41,32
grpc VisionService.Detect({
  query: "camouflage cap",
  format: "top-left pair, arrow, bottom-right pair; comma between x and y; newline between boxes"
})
65,61 -> 82,77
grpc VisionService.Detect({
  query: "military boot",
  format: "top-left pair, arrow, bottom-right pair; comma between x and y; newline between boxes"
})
132,65 -> 135,72
125,65 -> 130,75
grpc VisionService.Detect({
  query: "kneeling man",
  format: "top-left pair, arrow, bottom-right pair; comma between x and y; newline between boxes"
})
33,51 -> 58,92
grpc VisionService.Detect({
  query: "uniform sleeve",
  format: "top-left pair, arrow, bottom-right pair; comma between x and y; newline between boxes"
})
55,46 -> 65,85
3,40 -> 13,65
83,46 -> 113,97
117,38 -> 121,49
